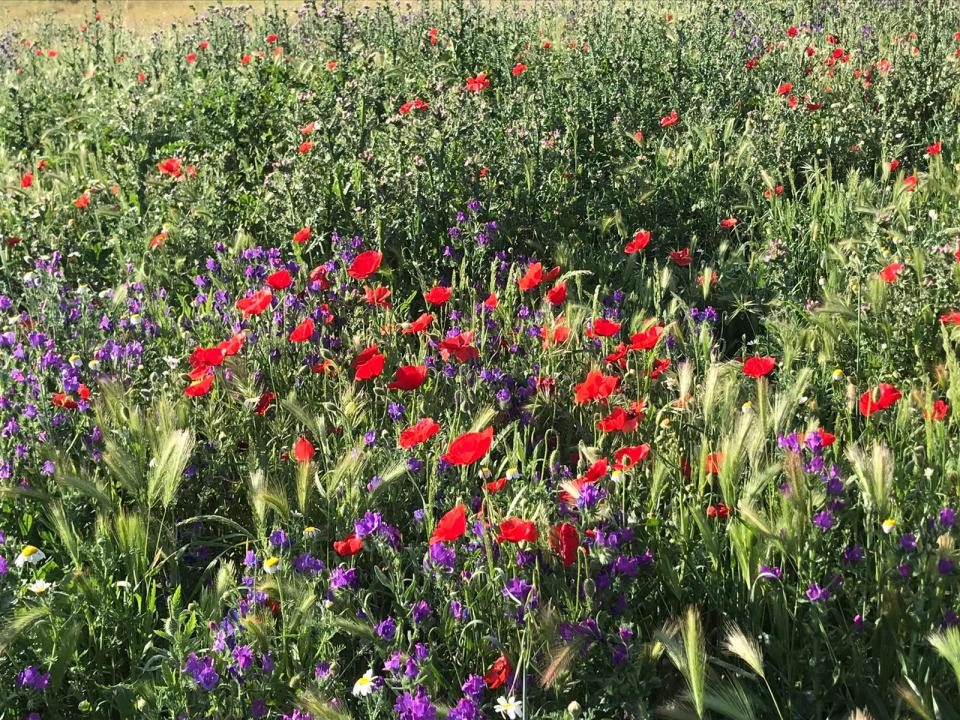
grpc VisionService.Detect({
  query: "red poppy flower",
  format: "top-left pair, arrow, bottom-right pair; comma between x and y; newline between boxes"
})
605,343 -> 629,366
542,322 -> 570,348
550,523 -> 579,567
443,426 -> 494,465
517,262 -> 544,291
584,458 -> 608,482
587,318 -> 621,338
399,98 -> 429,114
350,344 -> 377,367
512,63 -> 527,76
670,248 -> 691,266
399,418 -> 441,449
777,82 -> 793,95
878,262 -> 904,283
184,374 -> 214,397
430,504 -> 467,544
940,310 -> 960,325
496,518 -> 538,544
402,313 -> 433,334
363,285 -> 392,308
928,141 -> 942,156
255,391 -> 275,416
574,370 -> 619,404
660,110 -> 679,127
629,325 -> 664,351
625,230 -> 651,253
266,269 -> 292,290
292,226 -> 311,244
439,332 -> 479,362
20,172 -> 33,188
157,158 -> 182,177
597,406 -> 641,433
424,286 -> 453,305
484,293 -> 499,310
387,365 -> 427,391
614,443 -> 650,470
298,141 -> 313,154
289,317 -> 314,343
858,383 -> 902,416
150,231 -> 167,251
219,333 -> 245,357
484,655 -> 512,689
720,217 -> 739,229
707,502 -> 730,519
236,289 -> 273,318
705,452 -> 723,475
293,437 -> 315,462
52,392 -> 78,409
466,72 -> 490,92
486,477 -> 507,493
742,356 -> 776,377
903,175 -> 918,191
926,399 -> 949,421
300,121 -> 316,135
333,533 -> 362,557
354,351 -> 386,381
348,250 -> 383,280
650,357 -> 672,378
889,159 -> 900,171
186,52 -> 197,63
73,193 -> 90,209
189,345 -> 226,372
546,282 -> 567,305
813,429 -> 836,447
429,27 -> 438,45
266,33 -> 278,43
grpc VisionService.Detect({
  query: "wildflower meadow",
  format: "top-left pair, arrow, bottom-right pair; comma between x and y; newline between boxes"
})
3,0 -> 960,718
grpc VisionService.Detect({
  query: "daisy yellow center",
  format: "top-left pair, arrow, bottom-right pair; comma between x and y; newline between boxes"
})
22,545 -> 38,557
264,557 -> 280,569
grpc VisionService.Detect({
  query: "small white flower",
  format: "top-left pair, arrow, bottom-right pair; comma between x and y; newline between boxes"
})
263,557 -> 281,574
925,467 -> 935,479
352,669 -> 377,697
28,579 -> 52,594
495,695 -> 522,719
882,518 -> 897,534
303,526 -> 318,538
506,467 -> 521,481
15,545 -> 45,568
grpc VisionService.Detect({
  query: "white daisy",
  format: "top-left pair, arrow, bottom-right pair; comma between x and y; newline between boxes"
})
352,669 -> 377,697
263,557 -> 281,574
15,545 -> 45,569
495,695 -> 522,719
28,579 -> 52,594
